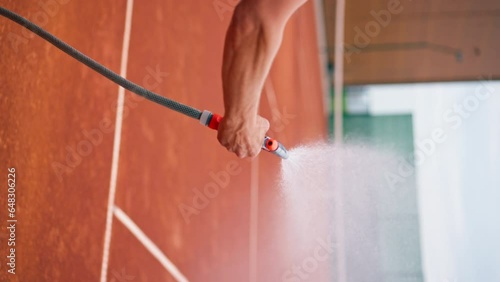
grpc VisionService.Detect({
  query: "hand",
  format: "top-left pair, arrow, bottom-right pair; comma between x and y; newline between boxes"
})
217,114 -> 270,158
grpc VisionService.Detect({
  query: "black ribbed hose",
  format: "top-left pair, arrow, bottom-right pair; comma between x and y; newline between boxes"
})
0,6 -> 202,120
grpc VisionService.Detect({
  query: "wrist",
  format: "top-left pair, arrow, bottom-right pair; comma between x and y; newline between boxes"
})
223,110 -> 258,125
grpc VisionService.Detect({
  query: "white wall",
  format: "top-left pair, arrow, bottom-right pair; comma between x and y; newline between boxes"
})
349,80 -> 500,282
412,81 -> 500,282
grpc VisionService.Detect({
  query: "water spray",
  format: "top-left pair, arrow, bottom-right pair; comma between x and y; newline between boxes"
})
0,6 -> 289,159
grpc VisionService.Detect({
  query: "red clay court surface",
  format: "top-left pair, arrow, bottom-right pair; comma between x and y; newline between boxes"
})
0,1 -> 327,281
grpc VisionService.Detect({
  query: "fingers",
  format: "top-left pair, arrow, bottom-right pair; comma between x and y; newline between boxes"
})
258,116 -> 270,132
217,115 -> 270,158
247,147 -> 261,158
236,150 -> 247,158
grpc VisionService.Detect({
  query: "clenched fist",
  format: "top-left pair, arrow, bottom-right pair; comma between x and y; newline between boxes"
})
217,114 -> 270,158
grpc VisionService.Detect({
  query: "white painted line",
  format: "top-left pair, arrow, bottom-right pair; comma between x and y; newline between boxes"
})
333,0 -> 347,281
249,158 -> 259,282
100,0 -> 134,281
113,206 -> 189,282
333,0 -> 345,143
312,0 -> 331,116
264,78 -> 280,117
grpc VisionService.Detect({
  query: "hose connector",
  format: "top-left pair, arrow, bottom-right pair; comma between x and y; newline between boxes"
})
200,110 -> 289,159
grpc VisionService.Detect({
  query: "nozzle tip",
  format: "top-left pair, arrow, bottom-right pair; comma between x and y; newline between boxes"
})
262,136 -> 289,159
265,139 -> 279,151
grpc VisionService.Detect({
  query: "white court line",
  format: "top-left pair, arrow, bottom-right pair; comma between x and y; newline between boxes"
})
99,0 -> 134,281
249,158 -> 259,282
312,0 -> 331,116
113,206 -> 189,282
264,79 -> 280,116
333,0 -> 347,281
333,0 -> 345,143
250,79 -> 275,282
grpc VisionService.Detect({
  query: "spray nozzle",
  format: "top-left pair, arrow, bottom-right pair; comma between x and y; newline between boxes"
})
262,136 -> 289,159
200,110 -> 289,159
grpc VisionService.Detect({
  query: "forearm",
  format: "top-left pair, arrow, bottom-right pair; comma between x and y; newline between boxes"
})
218,0 -> 307,158
221,3 -> 285,121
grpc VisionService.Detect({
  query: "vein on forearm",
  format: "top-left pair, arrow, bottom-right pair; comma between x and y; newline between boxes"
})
222,5 -> 282,120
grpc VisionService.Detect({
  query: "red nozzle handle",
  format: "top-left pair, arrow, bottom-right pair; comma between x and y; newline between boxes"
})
208,113 -> 222,130
200,110 -> 222,130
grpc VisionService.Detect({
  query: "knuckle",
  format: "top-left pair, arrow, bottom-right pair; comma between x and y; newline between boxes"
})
219,139 -> 229,148
236,149 -> 246,158
249,148 -> 259,158
217,133 -> 225,144
262,120 -> 270,131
